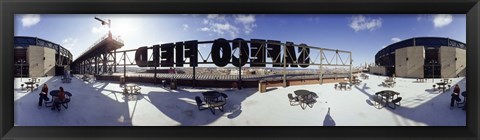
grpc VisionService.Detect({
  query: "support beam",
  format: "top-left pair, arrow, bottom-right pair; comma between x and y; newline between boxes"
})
114,50 -> 117,73
283,44 -> 287,87
319,49 -> 323,85
349,52 -> 352,83
95,55 -> 98,75
103,52 -> 107,73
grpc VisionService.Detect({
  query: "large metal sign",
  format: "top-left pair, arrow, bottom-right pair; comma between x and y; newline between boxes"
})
73,37 -> 353,87
134,38 -> 351,68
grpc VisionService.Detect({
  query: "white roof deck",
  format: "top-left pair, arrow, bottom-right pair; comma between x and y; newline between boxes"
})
14,73 -> 466,126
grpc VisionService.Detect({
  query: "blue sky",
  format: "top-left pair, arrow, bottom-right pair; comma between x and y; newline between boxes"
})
15,14 -> 466,68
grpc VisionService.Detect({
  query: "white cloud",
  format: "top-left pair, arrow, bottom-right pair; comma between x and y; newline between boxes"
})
433,14 -> 453,28
349,15 -> 382,32
416,14 -> 429,22
183,24 -> 189,31
91,26 -> 108,34
381,45 -> 387,48
391,37 -> 401,43
61,38 -> 78,50
21,14 -> 41,28
200,27 -> 210,31
235,14 -> 255,24
234,14 -> 257,34
199,14 -> 257,38
207,14 -> 225,21
308,17 -> 321,22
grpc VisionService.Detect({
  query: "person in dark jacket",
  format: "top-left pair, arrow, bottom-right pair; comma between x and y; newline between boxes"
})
52,87 -> 66,110
450,84 -> 462,109
38,84 -> 49,107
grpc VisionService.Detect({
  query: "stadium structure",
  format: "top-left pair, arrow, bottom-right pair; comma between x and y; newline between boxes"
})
14,36 -> 73,77
370,37 -> 466,78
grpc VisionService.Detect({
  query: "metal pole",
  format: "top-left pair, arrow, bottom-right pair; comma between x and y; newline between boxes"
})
283,44 -> 287,87
114,50 -> 117,73
154,65 -> 157,84
192,66 -> 196,88
95,55 -> 98,75
432,61 -> 435,83
238,41 -> 242,90
319,49 -> 323,84
103,52 -> 107,74
349,52 -> 352,83
20,60 -> 22,82
123,52 -> 126,80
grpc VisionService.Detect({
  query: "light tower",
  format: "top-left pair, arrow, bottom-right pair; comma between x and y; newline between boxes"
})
94,17 -> 111,37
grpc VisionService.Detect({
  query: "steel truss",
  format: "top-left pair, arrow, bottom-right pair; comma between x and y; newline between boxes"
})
72,39 -> 352,88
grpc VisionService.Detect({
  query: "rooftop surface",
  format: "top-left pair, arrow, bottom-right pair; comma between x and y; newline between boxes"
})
14,73 -> 466,126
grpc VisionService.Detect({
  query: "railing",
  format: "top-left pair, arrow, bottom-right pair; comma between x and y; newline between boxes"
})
75,33 -> 124,61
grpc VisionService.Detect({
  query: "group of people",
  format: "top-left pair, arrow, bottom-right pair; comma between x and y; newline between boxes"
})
38,84 -> 67,110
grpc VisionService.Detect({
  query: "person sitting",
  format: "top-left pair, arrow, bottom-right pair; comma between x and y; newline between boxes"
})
38,84 -> 49,107
51,87 -> 66,110
450,84 -> 462,109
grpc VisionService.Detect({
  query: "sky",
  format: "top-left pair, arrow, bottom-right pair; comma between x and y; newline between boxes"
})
14,14 -> 466,68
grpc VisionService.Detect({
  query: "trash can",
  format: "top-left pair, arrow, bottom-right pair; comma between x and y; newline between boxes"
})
120,76 -> 125,84
170,79 -> 177,90
259,80 -> 267,93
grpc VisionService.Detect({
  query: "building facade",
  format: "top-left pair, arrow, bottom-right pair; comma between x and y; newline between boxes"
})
374,37 -> 466,78
14,36 -> 73,77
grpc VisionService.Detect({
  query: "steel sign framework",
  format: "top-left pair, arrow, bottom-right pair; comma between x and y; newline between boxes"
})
72,38 -> 353,88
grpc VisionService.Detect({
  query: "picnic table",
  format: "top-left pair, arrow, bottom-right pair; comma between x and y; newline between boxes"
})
436,82 -> 447,92
124,83 -> 140,95
352,79 -> 362,85
416,78 -> 426,82
294,90 -> 312,99
461,91 -> 467,110
383,80 -> 396,88
441,78 -> 451,84
363,75 -> 369,79
29,78 -> 40,83
202,91 -> 227,114
375,90 -> 400,109
338,82 -> 350,90
24,81 -> 35,91
49,90 -> 73,97
47,90 -> 72,109
294,90 -> 317,110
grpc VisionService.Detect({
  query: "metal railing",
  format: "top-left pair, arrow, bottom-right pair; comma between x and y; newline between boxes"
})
75,33 -> 124,61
